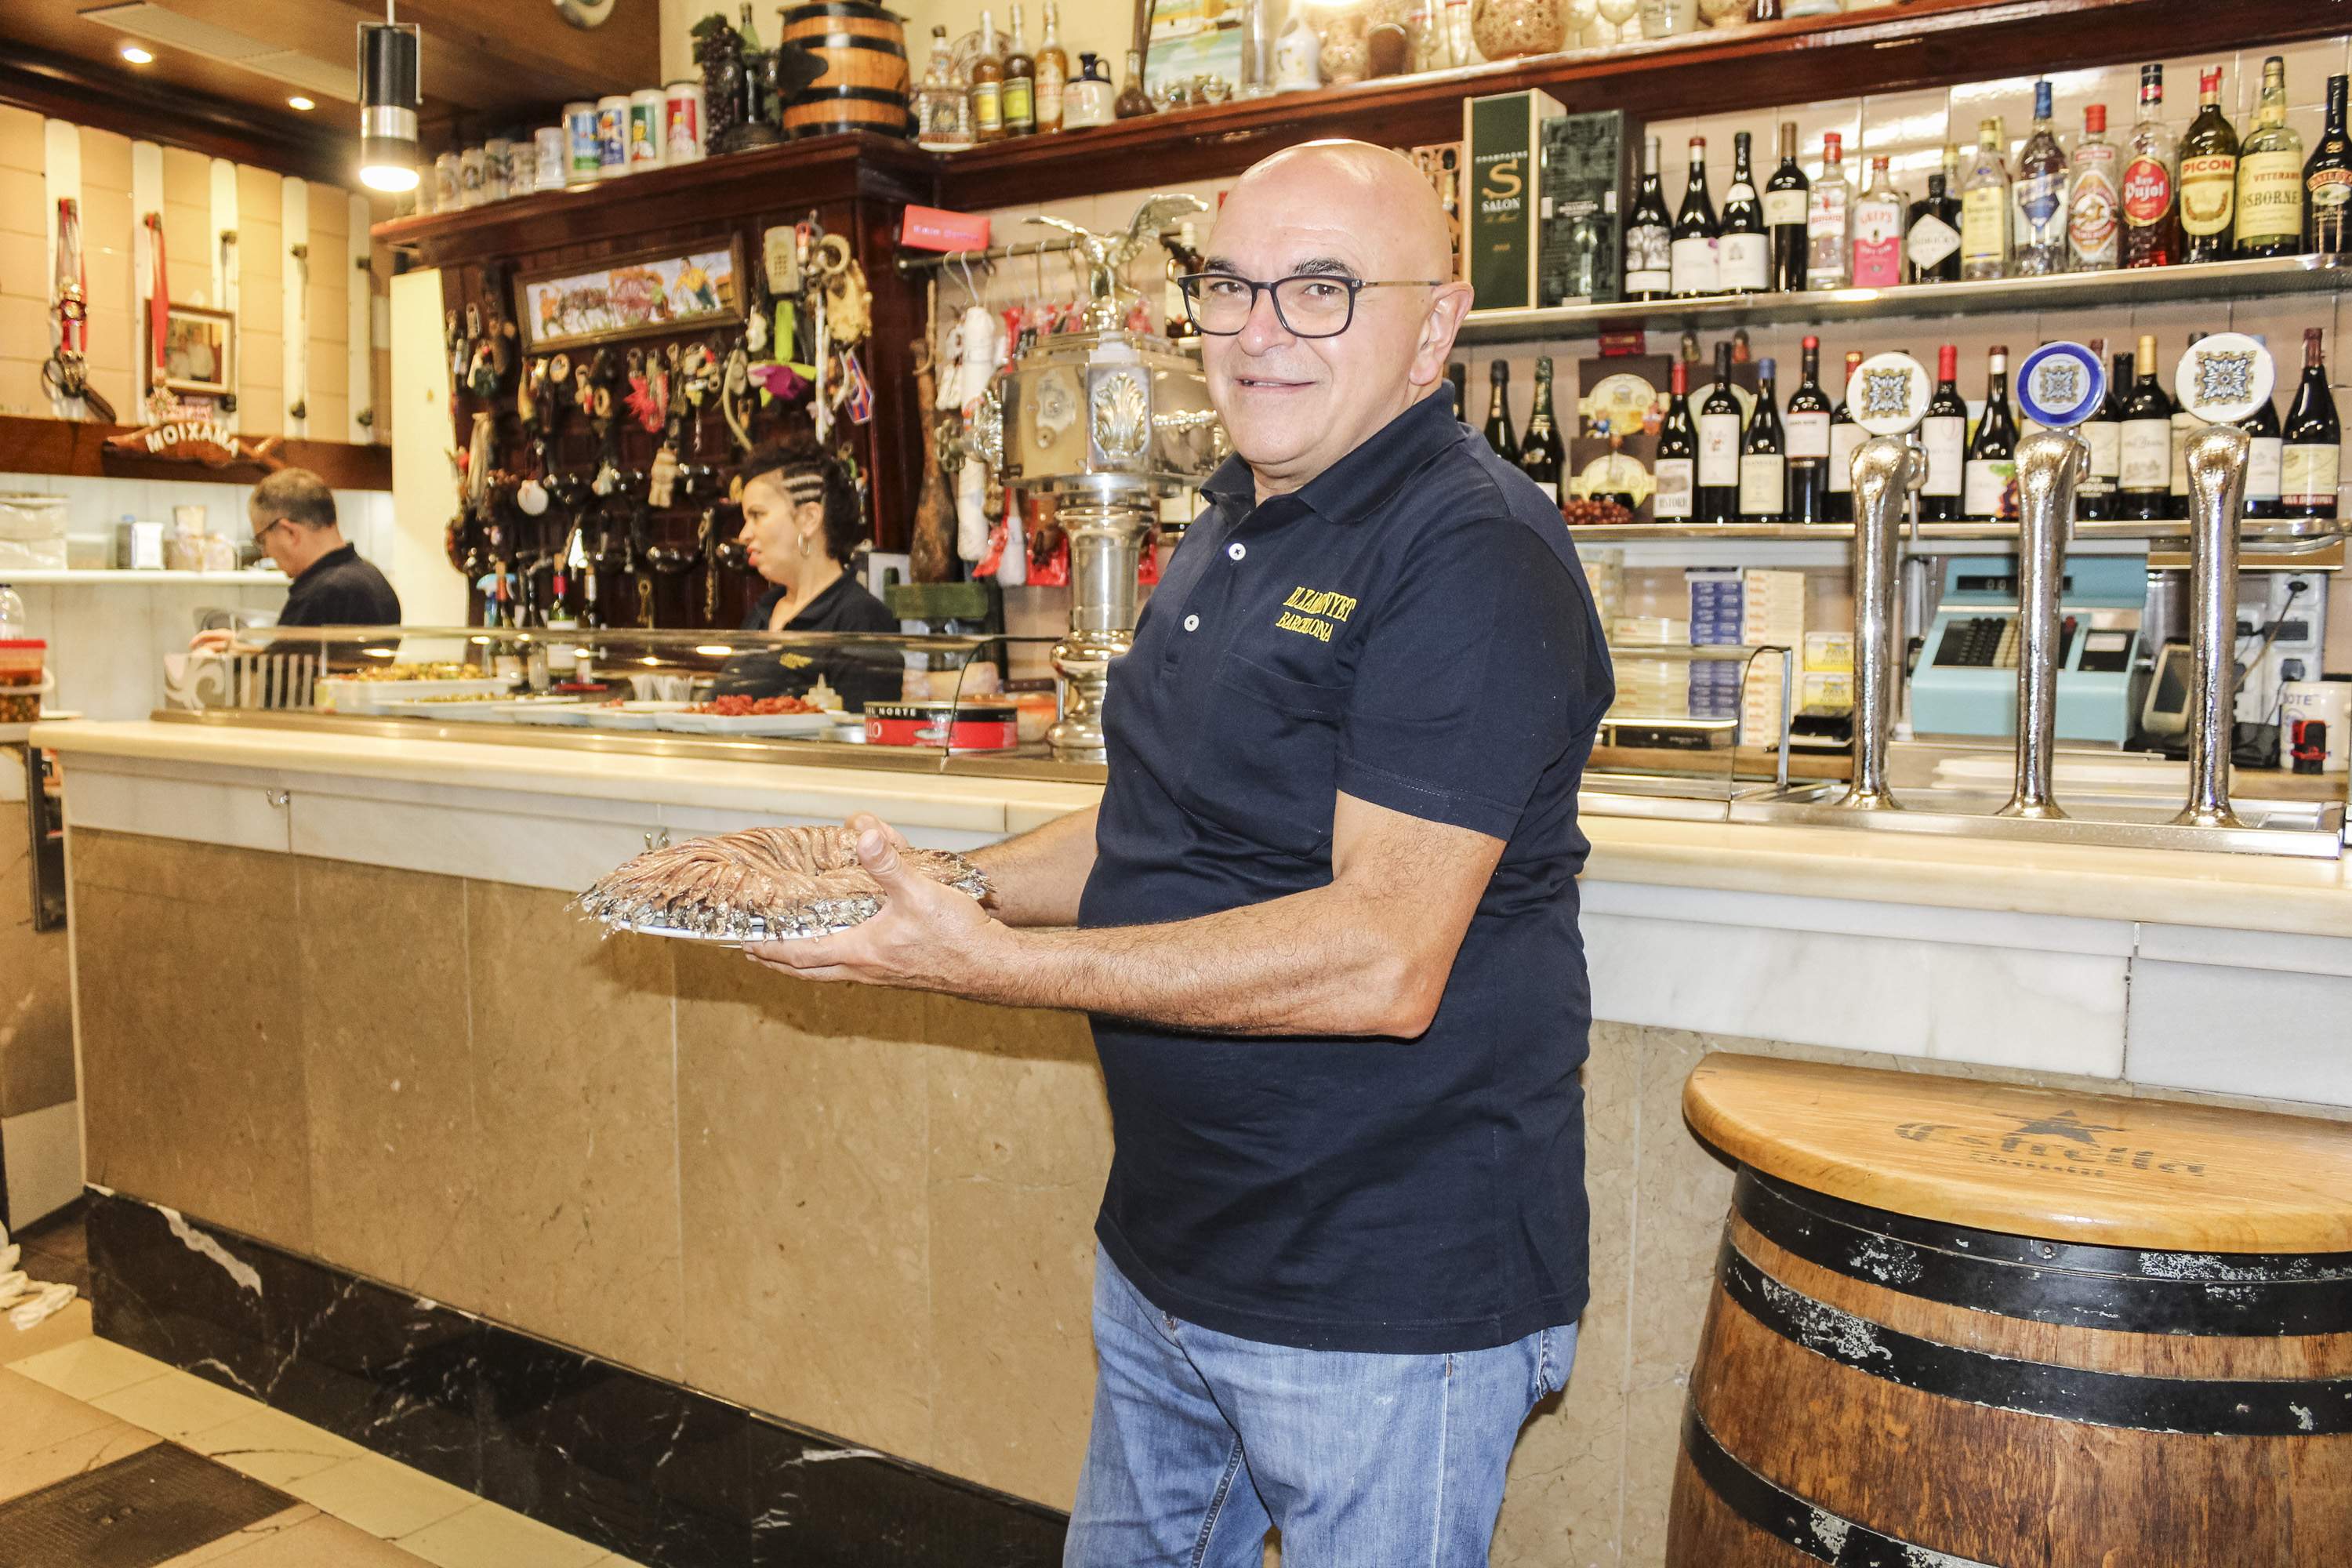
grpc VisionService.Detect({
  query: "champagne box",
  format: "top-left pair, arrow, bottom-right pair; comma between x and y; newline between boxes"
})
1537,111 -> 1627,306
1464,88 -> 1566,313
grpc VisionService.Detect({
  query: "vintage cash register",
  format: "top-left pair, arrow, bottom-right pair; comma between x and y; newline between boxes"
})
1910,554 -> 2143,746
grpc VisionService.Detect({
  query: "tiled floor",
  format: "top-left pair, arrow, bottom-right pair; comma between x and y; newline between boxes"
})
10,1200 -> 91,1296
0,1303 -> 643,1568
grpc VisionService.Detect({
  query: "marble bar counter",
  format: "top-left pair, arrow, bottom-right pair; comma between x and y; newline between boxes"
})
31,715 -> 2352,1568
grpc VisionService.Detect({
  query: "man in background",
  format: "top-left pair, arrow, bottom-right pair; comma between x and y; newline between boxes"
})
191,467 -> 398,651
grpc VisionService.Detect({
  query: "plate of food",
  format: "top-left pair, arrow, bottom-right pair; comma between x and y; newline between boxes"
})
575,824 -> 989,943
579,700 -> 696,731
655,694 -> 834,736
379,692 -> 522,720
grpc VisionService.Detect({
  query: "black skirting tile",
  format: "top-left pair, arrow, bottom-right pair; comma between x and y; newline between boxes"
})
746,1419 -> 1066,1568
85,1190 -> 277,1398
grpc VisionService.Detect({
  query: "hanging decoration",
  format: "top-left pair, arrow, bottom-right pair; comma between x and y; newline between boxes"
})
42,197 -> 114,423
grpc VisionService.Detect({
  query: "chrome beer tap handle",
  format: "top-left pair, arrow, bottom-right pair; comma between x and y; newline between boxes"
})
1837,435 -> 1924,811
1998,430 -> 2088,820
2173,422 -> 2251,829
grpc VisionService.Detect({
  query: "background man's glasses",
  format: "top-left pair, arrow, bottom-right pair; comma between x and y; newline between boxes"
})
1177,273 -> 1445,339
253,518 -> 295,547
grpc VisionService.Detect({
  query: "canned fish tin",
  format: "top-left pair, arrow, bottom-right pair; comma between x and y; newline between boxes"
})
433,151 -> 461,212
628,87 -> 666,168
594,94 -> 630,177
665,79 -> 706,162
483,136 -> 514,201
533,126 -> 567,193
864,700 -> 1020,751
564,100 -> 600,182
458,145 -> 488,208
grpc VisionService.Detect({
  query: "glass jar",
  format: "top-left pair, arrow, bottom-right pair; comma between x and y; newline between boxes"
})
1313,4 -> 1371,84
1470,0 -> 1566,61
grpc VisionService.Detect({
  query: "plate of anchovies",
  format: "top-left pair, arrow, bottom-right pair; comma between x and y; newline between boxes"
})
572,824 -> 988,944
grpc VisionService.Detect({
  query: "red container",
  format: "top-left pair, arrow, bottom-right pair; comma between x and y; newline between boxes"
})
0,638 -> 47,724
864,699 -> 1018,750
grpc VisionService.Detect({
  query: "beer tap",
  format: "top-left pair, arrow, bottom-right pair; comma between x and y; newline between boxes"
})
2166,333 -> 2277,831
1999,343 -> 2106,821
1835,353 -> 1932,812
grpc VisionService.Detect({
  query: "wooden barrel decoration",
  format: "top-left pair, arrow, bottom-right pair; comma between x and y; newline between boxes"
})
777,1 -> 911,139
1670,1054 -> 2352,1567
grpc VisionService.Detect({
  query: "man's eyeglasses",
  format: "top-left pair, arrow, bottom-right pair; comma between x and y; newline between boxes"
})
1176,272 -> 1446,339
252,517 -> 296,548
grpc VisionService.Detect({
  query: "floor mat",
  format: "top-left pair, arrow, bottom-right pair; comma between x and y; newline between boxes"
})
0,1439 -> 298,1567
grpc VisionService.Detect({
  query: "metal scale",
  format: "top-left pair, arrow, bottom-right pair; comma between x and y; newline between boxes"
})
1910,554 -> 2143,747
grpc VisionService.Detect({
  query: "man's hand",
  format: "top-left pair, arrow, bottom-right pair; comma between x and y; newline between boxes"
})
189,629 -> 235,654
743,814 -> 1007,992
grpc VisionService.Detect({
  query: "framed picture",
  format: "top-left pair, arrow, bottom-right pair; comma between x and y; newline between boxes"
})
1143,0 -> 1240,97
514,237 -> 746,353
153,303 -> 234,396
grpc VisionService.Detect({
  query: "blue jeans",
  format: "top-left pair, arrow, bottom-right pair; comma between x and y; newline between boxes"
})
1065,1245 -> 1577,1568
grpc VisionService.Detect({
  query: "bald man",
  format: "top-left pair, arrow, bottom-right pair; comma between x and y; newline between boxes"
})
751,141 -> 1614,1564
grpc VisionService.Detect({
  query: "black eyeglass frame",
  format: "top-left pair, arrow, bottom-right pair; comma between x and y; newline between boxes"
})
1175,272 -> 1449,339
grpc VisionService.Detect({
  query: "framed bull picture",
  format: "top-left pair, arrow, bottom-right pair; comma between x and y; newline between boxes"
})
514,237 -> 746,352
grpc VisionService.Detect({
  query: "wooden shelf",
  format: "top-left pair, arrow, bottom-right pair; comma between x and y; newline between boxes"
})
0,416 -> 391,492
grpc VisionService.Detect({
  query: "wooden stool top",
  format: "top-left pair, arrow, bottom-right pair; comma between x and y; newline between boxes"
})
1682,1054 -> 2352,1254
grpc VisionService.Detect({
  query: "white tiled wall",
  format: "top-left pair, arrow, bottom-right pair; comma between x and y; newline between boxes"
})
0,472 -> 397,568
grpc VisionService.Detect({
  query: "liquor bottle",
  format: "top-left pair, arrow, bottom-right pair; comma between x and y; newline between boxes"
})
1740,357 -> 1787,521
1919,344 -> 1967,522
2177,64 -> 2238,263
1719,131 -> 1769,293
1827,348 -> 1864,524
1114,48 -> 1155,118
1446,361 -> 1468,422
913,27 -> 950,146
1062,52 -> 1112,127
1035,2 -> 1069,131
1654,359 -> 1698,521
1519,357 -> 1566,504
1806,131 -> 1851,290
2078,345 -> 2126,521
1697,342 -> 1743,524
2122,64 -> 2180,267
1906,155 -> 1962,282
2013,82 -> 2067,274
1671,136 -> 1721,297
2282,327 -> 2342,521
1963,346 -> 2019,519
2307,74 -> 2352,252
1483,361 -> 1516,460
2069,105 -> 2121,271
1784,336 -> 1833,523
2237,56 -> 2304,257
1001,5 -> 1036,135
1961,117 -> 2009,280
2242,337 -> 2284,520
1850,154 -> 1904,288
1765,121 -> 1810,292
548,522 -> 583,630
970,11 -> 1005,141
2120,334 -> 2175,521
1625,136 -> 1675,301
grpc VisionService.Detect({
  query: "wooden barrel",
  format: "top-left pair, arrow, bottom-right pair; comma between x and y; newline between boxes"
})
1669,1054 -> 2352,1567
777,1 -> 911,139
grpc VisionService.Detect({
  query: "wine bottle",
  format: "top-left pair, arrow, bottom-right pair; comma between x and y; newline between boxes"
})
1740,356 -> 1787,521
1671,136 -> 1721,297
1827,348 -> 1864,524
1963,346 -> 2019,520
1654,358 -> 1698,521
1483,360 -> 1516,460
1806,132 -> 1851,290
2069,105 -> 2122,271
2177,64 -> 2239,263
1906,158 -> 1962,283
2122,64 -> 2180,267
2078,344 -> 2126,522
1625,135 -> 1674,300
1446,361 -> 1468,423
2237,55 -> 2304,257
1919,343 -> 1967,523
1719,131 -> 1769,293
2013,82 -> 2067,274
1697,342 -> 1743,524
2120,333 -> 2175,521
1784,336 -> 1832,524
1850,156 -> 1904,288
2241,337 -> 2284,521
2282,326 -> 2342,521
1961,116 -> 2009,280
1519,356 -> 1566,505
2307,74 -> 2352,253
2168,331 -> 2198,520
1766,121 -> 1809,292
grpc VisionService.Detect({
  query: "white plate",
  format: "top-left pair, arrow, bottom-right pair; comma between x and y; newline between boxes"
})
318,677 -> 510,713
656,709 -> 834,736
579,701 -> 696,731
506,704 -> 597,727
608,918 -> 843,946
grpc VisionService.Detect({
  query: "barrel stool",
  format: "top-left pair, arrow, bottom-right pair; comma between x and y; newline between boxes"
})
1669,1053 -> 2352,1567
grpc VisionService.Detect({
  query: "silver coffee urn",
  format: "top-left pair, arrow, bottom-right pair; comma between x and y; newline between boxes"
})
992,198 -> 1224,763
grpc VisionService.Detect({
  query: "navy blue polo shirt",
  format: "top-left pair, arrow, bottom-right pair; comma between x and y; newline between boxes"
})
1076,386 -> 1615,1354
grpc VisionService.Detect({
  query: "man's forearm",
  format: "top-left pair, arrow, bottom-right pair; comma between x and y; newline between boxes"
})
968,804 -> 1099,927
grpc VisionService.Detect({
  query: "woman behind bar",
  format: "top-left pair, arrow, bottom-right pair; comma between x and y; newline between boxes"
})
714,448 -> 902,711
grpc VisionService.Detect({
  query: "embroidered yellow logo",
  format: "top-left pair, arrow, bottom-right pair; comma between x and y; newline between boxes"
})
1276,586 -> 1356,644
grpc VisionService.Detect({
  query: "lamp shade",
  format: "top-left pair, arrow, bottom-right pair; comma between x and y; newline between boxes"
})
358,21 -> 421,191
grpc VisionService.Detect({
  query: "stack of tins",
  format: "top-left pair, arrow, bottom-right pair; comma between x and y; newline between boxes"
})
778,1 -> 912,138
1671,1054 -> 2352,1567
